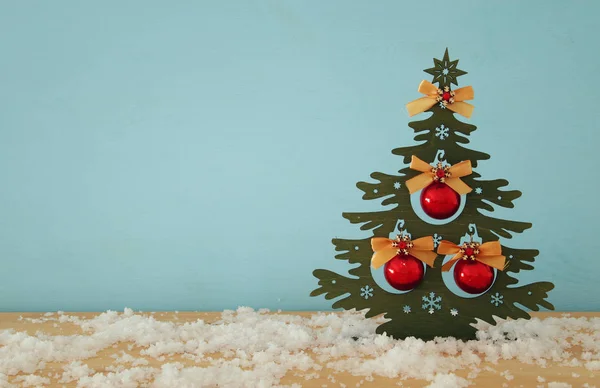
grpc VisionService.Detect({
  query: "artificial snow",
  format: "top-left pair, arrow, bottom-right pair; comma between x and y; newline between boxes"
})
500,370 -> 514,381
586,361 -> 600,371
12,374 -> 51,387
59,361 -> 95,383
0,309 -> 598,387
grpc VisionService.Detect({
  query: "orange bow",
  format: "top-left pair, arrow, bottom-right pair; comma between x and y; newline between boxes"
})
406,80 -> 474,118
437,240 -> 506,272
371,235 -> 438,269
405,155 -> 473,195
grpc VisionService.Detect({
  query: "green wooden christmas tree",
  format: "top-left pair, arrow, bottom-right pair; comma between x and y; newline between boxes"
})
310,49 -> 555,340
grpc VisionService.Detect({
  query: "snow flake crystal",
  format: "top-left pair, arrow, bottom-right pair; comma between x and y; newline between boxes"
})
435,124 -> 450,140
433,233 -> 442,248
422,292 -> 442,311
360,285 -> 374,300
491,292 -> 504,307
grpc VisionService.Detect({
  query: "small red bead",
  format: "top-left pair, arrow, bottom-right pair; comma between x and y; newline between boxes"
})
465,247 -> 475,257
442,91 -> 451,101
398,241 -> 407,250
436,169 -> 446,179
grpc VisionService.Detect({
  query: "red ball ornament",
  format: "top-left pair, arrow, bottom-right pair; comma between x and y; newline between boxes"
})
384,254 -> 425,291
454,259 -> 495,294
420,182 -> 461,219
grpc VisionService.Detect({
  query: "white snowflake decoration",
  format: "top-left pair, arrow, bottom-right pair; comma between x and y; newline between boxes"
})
450,308 -> 458,317
394,182 -> 401,190
360,285 -> 374,300
439,101 -> 447,109
403,305 -> 411,314
491,292 -> 504,307
422,292 -> 442,312
475,187 -> 483,194
428,308 -> 435,315
433,233 -> 442,248
435,125 -> 450,140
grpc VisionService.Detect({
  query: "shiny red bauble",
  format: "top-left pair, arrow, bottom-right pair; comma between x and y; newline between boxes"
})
454,260 -> 495,294
383,254 -> 425,291
420,182 -> 461,219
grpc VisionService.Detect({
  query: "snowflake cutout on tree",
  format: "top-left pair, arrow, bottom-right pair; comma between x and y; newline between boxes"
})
360,285 -> 374,300
475,187 -> 483,194
403,305 -> 411,314
394,182 -> 401,190
450,308 -> 458,317
422,292 -> 442,312
491,292 -> 504,306
435,125 -> 450,140
424,48 -> 467,87
433,233 -> 442,248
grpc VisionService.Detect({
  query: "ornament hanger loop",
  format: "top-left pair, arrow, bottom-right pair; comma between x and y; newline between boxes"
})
396,219 -> 406,232
435,150 -> 446,164
467,224 -> 479,240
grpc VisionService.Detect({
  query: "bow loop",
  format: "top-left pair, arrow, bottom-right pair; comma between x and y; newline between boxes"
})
417,80 -> 439,95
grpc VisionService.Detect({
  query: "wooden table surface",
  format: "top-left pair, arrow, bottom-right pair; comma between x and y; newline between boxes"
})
0,311 -> 598,387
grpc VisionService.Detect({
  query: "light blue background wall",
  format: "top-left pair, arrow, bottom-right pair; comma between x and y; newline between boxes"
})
1,1 -> 598,312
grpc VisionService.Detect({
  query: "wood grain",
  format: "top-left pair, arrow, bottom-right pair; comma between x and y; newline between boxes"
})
0,312 -> 598,387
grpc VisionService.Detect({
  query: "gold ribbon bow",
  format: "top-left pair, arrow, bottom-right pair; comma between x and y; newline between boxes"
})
405,155 -> 473,195
437,240 -> 506,272
406,80 -> 474,118
371,234 -> 438,269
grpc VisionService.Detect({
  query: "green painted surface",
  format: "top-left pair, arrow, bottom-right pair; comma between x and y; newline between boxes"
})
311,49 -> 554,340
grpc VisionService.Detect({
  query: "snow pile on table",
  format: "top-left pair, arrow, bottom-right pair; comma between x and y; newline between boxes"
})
0,308 -> 598,387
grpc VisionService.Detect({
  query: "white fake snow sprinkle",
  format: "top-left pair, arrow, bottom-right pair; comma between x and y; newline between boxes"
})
12,374 -> 51,387
59,361 -> 95,383
0,308 -> 598,387
547,383 -> 572,388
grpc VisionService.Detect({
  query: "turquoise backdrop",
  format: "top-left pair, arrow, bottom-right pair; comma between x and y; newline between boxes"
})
1,1 -> 598,312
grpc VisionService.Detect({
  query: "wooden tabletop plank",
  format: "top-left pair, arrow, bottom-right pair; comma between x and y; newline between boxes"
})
0,311 -> 598,387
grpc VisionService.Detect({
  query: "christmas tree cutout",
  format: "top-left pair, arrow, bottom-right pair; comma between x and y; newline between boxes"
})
310,49 -> 554,340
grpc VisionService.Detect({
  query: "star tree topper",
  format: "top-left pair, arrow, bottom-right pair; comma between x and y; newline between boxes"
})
424,48 -> 467,88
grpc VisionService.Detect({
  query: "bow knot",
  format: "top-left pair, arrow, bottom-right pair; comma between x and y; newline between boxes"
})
371,234 -> 437,269
437,240 -> 507,272
406,80 -> 474,118
405,156 -> 473,195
